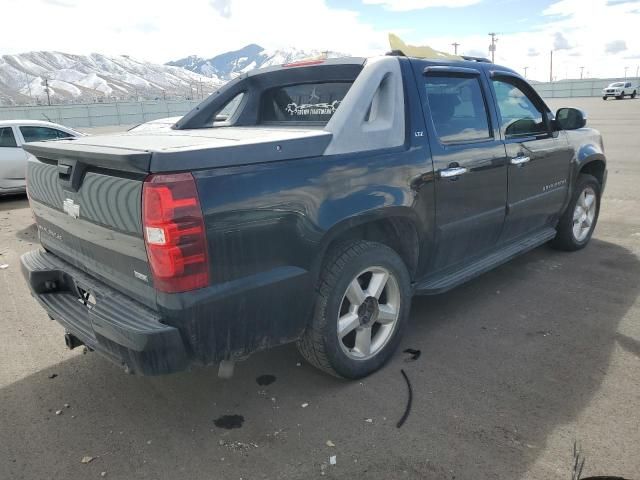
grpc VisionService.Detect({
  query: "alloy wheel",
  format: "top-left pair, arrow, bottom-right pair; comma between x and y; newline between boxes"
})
337,267 -> 401,360
572,186 -> 597,242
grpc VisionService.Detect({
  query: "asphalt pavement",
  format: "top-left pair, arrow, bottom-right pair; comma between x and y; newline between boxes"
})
1,97 -> 638,480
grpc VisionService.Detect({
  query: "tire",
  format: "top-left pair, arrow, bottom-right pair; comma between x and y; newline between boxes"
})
297,240 -> 411,379
632,91 -> 637,99
602,96 -> 607,100
550,174 -> 601,251
617,94 -> 624,100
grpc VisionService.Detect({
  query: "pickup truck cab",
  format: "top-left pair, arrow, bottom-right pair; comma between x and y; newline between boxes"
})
602,81 -> 637,100
21,55 -> 606,378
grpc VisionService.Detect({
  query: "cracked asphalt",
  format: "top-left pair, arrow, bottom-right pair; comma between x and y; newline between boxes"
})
1,97 -> 639,479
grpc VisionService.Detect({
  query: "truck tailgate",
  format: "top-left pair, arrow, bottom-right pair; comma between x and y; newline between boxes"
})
24,146 -> 155,308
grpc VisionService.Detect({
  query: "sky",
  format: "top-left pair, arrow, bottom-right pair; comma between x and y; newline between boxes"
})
2,0 -> 639,81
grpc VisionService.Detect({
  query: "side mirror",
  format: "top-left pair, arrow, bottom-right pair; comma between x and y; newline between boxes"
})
555,108 -> 587,130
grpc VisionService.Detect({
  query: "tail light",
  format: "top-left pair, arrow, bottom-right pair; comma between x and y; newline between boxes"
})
142,173 -> 210,293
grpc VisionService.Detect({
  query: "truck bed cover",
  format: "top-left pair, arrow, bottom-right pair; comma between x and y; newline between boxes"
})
24,126 -> 333,173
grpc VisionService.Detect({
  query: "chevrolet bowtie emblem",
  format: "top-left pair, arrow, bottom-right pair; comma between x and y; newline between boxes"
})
63,198 -> 80,219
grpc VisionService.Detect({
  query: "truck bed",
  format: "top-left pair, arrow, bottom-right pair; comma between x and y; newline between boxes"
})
24,126 -> 333,173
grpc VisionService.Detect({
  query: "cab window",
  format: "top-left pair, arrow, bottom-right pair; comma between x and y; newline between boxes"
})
492,78 -> 549,138
260,82 -> 352,124
424,75 -> 492,144
0,127 -> 17,148
20,126 -> 72,142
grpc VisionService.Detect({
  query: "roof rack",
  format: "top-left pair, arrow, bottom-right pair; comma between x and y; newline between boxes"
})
461,55 -> 492,63
387,51 -> 493,64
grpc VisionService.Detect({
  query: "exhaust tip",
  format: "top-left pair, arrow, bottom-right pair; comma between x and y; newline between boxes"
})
64,332 -> 84,350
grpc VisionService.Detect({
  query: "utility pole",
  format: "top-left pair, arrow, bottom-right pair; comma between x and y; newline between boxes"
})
43,77 -> 51,106
488,32 -> 498,63
451,42 -> 460,55
523,66 -> 528,79
624,66 -> 628,79
549,50 -> 554,83
580,66 -> 584,79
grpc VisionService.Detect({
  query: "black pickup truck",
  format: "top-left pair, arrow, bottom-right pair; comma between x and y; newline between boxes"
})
21,55 -> 606,379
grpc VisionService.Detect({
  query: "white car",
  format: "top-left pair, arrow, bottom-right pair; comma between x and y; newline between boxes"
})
602,81 -> 637,100
0,120 -> 83,195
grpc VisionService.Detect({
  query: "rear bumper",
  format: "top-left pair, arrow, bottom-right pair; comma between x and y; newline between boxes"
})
21,249 -> 189,375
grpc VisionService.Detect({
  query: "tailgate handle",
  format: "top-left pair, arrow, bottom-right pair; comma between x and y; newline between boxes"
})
58,164 -> 72,177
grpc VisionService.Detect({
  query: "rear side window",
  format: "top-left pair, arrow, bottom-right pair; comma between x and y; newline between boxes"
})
20,126 -> 72,142
424,76 -> 492,143
260,82 -> 352,124
0,127 -> 17,147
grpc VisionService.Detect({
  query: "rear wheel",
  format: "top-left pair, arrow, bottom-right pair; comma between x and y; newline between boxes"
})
602,96 -> 607,100
632,91 -> 637,99
297,241 -> 411,378
550,174 -> 601,251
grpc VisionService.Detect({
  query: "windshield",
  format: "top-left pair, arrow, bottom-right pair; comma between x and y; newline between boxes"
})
609,82 -> 624,87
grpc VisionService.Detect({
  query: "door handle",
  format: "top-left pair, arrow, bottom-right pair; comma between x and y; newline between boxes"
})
510,156 -> 531,166
440,167 -> 468,178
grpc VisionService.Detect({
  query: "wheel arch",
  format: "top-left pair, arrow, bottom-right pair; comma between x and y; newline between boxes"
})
315,208 -> 423,281
579,157 -> 606,186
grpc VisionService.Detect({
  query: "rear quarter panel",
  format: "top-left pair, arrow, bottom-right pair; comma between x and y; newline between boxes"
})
182,144 -> 433,364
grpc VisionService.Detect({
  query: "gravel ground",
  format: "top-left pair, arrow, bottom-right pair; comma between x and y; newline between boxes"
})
0,97 -> 638,480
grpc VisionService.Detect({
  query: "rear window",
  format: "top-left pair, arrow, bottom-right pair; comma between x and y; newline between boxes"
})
260,82 -> 352,124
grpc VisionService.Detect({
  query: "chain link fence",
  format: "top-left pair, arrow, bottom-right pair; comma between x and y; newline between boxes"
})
532,77 -> 638,98
0,100 -> 202,129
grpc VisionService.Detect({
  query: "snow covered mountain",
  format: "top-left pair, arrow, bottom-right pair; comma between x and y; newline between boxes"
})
167,44 -> 348,81
0,51 -> 224,105
0,45 -> 350,106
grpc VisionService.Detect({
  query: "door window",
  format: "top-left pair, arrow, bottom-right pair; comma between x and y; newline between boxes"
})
492,78 -> 549,138
424,75 -> 492,144
20,126 -> 72,142
0,127 -> 18,148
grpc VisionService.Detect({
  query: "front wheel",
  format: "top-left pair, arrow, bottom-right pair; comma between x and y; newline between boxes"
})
297,241 -> 411,378
550,174 -> 601,251
602,96 -> 608,100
